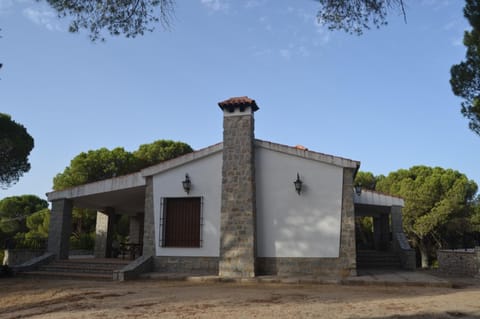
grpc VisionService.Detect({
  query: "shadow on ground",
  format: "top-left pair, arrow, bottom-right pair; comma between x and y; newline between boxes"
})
362,312 -> 479,319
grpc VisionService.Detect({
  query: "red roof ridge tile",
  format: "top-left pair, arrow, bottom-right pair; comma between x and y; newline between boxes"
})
295,145 -> 308,151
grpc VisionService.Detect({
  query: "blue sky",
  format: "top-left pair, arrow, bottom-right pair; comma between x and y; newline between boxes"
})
1,0 -> 479,202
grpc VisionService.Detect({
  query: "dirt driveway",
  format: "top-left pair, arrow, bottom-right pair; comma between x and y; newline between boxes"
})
1,278 -> 480,319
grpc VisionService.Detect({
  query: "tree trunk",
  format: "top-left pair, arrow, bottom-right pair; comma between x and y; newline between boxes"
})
418,241 -> 429,268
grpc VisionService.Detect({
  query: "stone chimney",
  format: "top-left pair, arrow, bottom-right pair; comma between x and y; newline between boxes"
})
218,96 -> 258,277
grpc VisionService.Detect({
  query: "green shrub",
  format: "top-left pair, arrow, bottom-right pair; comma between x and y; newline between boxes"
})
70,232 -> 95,250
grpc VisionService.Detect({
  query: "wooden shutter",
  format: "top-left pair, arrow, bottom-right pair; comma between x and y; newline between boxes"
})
164,197 -> 201,247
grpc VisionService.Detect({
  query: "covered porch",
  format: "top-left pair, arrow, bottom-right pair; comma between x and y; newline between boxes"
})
46,172 -> 147,260
354,189 -> 416,270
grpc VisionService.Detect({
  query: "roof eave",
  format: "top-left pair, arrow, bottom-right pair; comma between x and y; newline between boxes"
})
254,139 -> 360,169
46,171 -> 146,201
141,142 -> 223,177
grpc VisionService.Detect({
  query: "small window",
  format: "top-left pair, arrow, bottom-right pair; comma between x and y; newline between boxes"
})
160,197 -> 203,247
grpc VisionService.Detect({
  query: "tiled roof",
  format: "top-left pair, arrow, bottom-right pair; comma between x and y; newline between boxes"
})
218,96 -> 259,112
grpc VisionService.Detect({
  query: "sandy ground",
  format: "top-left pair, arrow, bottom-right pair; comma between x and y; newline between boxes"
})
1,278 -> 480,319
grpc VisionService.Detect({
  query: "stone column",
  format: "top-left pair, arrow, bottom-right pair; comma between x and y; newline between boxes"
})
47,199 -> 73,260
218,97 -> 258,278
379,214 -> 390,250
94,207 -> 116,258
142,176 -> 155,257
373,216 -> 382,250
339,167 -> 357,276
391,205 -> 403,234
129,213 -> 144,244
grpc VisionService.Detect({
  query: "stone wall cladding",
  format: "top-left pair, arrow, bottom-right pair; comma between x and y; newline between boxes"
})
219,111 -> 257,277
256,257 -> 348,277
11,252 -> 55,272
114,255 -> 154,281
438,249 -> 479,277
142,177 -> 155,257
47,199 -> 73,260
3,249 -> 45,266
338,167 -> 357,276
393,232 -> 416,270
154,256 -> 219,275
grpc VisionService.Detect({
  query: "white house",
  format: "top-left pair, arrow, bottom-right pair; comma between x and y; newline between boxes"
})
46,97 -> 414,278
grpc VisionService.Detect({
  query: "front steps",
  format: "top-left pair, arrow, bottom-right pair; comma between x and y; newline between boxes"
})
17,258 -> 130,281
357,250 -> 402,269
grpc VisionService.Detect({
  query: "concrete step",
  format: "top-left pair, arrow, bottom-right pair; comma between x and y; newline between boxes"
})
45,260 -> 129,268
17,258 -> 130,281
54,258 -> 131,267
39,265 -> 116,274
39,259 -> 128,274
17,270 -> 113,281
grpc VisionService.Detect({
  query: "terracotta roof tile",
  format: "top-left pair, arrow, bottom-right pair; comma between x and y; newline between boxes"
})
295,145 -> 308,151
218,96 -> 259,112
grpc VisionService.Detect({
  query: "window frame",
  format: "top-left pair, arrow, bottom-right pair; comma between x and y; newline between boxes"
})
159,197 -> 204,248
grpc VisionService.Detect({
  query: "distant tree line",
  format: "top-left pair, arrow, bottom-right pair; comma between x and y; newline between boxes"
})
0,140 -> 193,257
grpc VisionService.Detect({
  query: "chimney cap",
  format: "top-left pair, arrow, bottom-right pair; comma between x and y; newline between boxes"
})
218,96 -> 259,112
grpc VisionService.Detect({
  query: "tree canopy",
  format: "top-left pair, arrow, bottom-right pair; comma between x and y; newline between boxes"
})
53,139 -> 192,190
375,166 -> 478,267
450,0 -> 480,136
53,147 -> 138,190
0,195 -> 48,236
316,0 -> 406,35
354,171 -> 383,190
24,208 -> 50,240
133,139 -> 193,168
0,113 -> 34,188
44,0 -> 175,41
36,0 -> 406,41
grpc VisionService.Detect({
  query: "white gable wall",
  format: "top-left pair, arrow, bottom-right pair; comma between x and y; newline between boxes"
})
256,147 -> 344,258
152,152 -> 222,257
150,146 -> 345,259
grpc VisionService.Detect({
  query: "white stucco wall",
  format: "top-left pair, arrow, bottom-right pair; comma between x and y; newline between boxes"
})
256,147 -> 344,258
152,152 -> 222,257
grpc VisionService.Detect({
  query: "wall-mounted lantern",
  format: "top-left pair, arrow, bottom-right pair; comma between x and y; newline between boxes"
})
182,174 -> 191,194
354,183 -> 362,196
293,173 -> 303,195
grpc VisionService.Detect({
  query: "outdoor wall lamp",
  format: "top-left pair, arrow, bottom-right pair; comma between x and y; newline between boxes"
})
293,173 -> 303,195
354,183 -> 362,196
182,174 -> 191,194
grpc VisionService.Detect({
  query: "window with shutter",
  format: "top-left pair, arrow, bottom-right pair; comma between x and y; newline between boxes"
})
160,197 -> 202,248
